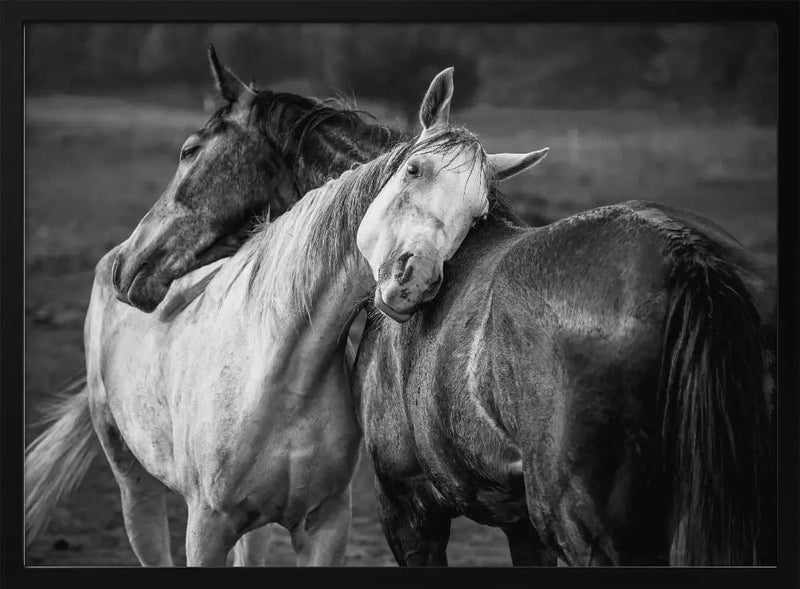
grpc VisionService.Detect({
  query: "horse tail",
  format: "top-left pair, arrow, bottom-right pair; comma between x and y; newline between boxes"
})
25,374 -> 99,547
659,239 -> 771,565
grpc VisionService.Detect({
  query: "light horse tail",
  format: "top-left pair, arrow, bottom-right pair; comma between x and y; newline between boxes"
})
659,231 -> 771,565
25,373 -> 99,547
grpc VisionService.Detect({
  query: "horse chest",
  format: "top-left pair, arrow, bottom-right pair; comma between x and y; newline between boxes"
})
364,363 -> 527,523
361,317 -> 529,523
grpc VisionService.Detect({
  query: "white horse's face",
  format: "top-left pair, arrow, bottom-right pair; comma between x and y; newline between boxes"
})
356,66 -> 550,323
357,137 -> 489,322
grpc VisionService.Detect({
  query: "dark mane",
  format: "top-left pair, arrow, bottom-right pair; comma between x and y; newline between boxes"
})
488,187 -> 527,227
249,90 -> 405,191
211,89 -> 523,232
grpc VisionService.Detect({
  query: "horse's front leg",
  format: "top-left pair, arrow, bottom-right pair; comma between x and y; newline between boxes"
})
290,487 -> 352,566
227,525 -> 273,566
502,517 -> 558,566
185,502 -> 242,566
375,475 -> 452,566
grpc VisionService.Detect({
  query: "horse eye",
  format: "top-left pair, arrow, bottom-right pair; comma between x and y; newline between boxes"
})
180,145 -> 200,161
406,162 -> 420,177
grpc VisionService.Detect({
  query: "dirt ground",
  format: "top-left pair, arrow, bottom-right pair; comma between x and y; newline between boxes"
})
24,94 -> 777,567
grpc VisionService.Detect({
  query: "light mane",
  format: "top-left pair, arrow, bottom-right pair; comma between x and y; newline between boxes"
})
235,143 -> 407,329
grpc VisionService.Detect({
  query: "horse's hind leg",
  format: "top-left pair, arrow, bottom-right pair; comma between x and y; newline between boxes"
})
289,488 -> 351,566
93,413 -> 173,566
228,525 -> 273,566
502,517 -> 557,566
374,475 -> 451,566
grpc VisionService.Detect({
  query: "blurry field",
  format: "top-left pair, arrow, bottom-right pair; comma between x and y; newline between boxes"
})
24,92 -> 777,566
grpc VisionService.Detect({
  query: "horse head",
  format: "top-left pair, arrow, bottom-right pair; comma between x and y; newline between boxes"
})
356,67 -> 549,322
112,45 -> 300,312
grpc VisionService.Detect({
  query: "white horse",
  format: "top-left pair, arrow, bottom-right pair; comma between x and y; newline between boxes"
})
27,181 -> 367,565
25,67 -> 543,567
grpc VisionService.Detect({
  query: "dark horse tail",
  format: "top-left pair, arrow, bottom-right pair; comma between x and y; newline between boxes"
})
659,235 -> 772,565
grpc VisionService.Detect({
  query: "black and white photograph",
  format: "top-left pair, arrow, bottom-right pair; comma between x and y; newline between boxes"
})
2,0 -> 798,580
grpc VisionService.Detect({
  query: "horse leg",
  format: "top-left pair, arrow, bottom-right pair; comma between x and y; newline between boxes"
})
185,502 -> 240,567
92,413 -> 173,566
501,517 -> 557,566
289,488 -> 351,566
228,525 -> 273,566
519,453 -> 618,567
374,476 -> 451,566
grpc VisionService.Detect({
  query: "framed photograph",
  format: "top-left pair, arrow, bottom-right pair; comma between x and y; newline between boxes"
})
2,1 -> 797,587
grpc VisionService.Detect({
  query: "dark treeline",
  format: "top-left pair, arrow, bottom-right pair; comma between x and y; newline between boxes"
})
26,23 -> 776,123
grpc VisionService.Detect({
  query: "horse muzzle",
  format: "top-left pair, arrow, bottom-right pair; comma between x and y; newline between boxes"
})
112,249 -> 171,313
373,252 -> 443,322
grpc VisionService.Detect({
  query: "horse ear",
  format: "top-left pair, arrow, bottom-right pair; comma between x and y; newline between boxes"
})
207,44 -> 255,105
419,67 -> 454,132
488,148 -> 550,182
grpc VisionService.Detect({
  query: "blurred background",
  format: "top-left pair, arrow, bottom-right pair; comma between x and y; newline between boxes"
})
25,23 -> 777,566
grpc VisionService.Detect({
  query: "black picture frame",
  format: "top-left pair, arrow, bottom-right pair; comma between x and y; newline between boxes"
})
2,2 -> 798,588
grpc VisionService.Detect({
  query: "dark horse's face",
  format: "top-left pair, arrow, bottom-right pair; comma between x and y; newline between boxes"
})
112,47 -> 299,312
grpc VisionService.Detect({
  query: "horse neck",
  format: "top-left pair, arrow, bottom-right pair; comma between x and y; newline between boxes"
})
258,256 -> 372,391
293,257 -> 372,363
236,186 -> 375,385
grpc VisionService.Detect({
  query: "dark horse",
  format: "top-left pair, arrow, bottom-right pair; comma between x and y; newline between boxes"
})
109,49 -> 775,566
351,69 -> 774,566
356,195 -> 775,566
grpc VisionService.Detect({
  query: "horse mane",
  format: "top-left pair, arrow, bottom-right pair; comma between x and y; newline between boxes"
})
252,90 -> 403,182
233,142 -> 407,329
235,125 -> 499,330
202,88 -> 401,188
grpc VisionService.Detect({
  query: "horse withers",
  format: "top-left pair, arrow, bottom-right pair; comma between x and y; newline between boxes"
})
353,68 -> 774,566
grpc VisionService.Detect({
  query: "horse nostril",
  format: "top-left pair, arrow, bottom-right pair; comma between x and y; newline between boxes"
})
111,254 -> 123,292
394,253 -> 414,285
